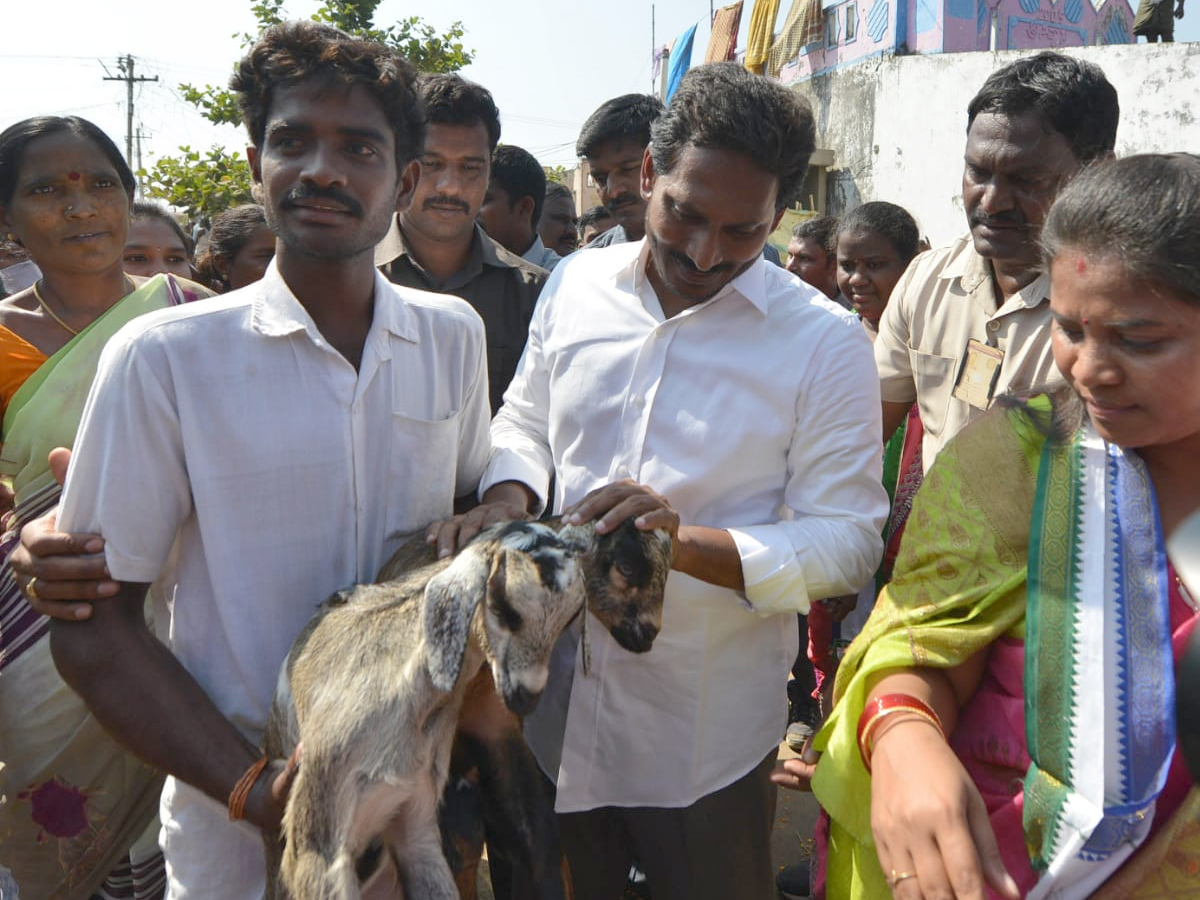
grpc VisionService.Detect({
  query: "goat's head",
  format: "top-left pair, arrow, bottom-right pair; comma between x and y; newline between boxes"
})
561,518 -> 671,654
423,521 -> 586,715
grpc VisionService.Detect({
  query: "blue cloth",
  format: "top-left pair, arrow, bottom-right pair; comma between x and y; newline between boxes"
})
665,23 -> 698,102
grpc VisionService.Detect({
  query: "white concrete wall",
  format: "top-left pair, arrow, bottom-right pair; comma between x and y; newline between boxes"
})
790,42 -> 1200,244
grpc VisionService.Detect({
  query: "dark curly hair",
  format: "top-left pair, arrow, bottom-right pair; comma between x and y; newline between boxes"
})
230,20 -> 425,172
576,94 -> 664,159
649,63 -> 815,211
194,203 -> 268,290
791,215 -> 839,253
837,202 -> 920,266
489,145 -> 546,228
419,73 -> 501,152
967,52 -> 1118,166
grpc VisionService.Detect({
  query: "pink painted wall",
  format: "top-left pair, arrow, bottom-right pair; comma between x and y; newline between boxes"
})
778,0 -> 1134,83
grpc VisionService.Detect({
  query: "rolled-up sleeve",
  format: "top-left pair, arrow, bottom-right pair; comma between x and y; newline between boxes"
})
729,319 -> 889,616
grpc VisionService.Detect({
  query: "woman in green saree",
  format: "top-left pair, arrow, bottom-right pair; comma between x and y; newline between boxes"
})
0,116 -> 208,899
810,153 -> 1200,900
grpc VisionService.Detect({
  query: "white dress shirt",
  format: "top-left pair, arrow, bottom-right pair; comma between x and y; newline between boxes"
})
481,241 -> 888,812
59,262 -> 491,900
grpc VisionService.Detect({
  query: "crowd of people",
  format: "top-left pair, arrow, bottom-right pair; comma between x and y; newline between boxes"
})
0,19 -> 1196,900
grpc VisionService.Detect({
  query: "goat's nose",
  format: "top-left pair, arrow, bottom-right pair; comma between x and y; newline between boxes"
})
613,620 -> 659,653
506,683 -> 542,716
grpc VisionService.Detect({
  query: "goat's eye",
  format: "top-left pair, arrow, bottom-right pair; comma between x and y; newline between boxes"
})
615,563 -> 635,579
488,595 -> 524,632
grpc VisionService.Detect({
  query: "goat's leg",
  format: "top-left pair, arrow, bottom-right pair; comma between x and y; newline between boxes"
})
449,669 -> 568,900
390,804 -> 461,900
263,828 -> 287,900
472,730 -> 567,900
444,729 -> 567,900
438,739 -> 486,900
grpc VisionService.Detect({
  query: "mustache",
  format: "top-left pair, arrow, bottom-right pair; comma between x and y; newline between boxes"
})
606,194 -> 639,211
969,210 -> 1028,231
422,195 -> 470,213
281,185 -> 363,217
669,250 -> 733,275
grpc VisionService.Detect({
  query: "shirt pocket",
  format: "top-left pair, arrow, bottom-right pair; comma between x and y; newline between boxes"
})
385,409 -> 462,540
908,348 -> 959,441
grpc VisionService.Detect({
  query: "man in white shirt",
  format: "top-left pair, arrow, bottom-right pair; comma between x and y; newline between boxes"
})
17,22 -> 490,899
435,62 -> 888,900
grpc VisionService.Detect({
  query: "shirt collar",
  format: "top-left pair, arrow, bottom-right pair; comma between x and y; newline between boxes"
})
251,259 -> 418,343
376,216 -> 513,288
940,233 -> 1051,310
522,235 -> 549,267
618,240 -> 772,318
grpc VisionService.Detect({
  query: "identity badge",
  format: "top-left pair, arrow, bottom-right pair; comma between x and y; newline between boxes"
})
952,339 -> 1004,410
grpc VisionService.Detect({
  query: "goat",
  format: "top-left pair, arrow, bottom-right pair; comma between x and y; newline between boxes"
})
386,517 -> 673,900
263,521 -> 591,900
264,517 -> 672,900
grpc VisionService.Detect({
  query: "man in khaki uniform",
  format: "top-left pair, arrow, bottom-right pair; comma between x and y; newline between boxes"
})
876,52 -> 1119,471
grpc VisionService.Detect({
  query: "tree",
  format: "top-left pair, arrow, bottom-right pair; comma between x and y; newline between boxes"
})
543,165 -> 570,185
141,146 -> 256,225
142,0 -> 473,223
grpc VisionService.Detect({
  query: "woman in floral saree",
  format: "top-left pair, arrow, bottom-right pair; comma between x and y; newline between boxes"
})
0,116 -> 208,899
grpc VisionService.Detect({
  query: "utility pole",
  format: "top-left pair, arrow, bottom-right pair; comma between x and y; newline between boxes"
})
135,126 -> 145,197
102,55 -> 157,166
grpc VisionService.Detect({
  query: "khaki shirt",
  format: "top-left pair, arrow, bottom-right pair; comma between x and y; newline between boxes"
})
376,218 -> 547,412
875,233 -> 1064,470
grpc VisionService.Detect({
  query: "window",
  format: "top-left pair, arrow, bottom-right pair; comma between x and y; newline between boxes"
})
845,2 -> 857,40
826,8 -> 839,45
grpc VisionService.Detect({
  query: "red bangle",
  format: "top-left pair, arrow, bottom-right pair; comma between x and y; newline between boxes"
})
857,693 -> 945,772
228,755 -> 270,821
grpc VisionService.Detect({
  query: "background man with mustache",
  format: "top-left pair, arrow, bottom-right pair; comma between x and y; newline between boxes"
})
577,93 -> 664,247
875,52 -> 1119,470
376,73 -> 546,412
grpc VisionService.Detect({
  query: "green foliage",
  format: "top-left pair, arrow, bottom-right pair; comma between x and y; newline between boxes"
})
140,146 -> 255,224
149,0 -> 472,222
543,165 -> 570,185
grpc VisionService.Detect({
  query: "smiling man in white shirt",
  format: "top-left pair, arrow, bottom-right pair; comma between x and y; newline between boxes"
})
13,22 -> 491,900
436,62 -> 888,900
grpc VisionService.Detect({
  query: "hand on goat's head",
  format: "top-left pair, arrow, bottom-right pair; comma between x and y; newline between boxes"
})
561,518 -> 671,654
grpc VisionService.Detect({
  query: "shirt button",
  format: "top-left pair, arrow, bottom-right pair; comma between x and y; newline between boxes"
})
615,465 -> 631,479
630,394 -> 644,409
986,320 -> 1000,333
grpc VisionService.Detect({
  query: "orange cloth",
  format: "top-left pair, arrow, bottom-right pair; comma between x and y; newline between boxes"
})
0,324 -> 47,426
706,2 -> 745,62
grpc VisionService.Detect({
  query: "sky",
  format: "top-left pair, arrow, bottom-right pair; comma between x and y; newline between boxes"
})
3,0 -> 1197,177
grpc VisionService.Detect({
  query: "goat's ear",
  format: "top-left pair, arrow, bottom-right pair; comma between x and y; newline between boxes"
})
423,546 -> 491,691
